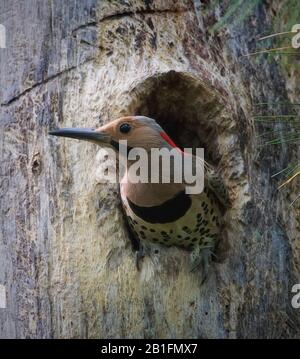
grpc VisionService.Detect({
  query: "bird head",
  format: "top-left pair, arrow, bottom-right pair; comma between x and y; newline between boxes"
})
49,116 -> 181,154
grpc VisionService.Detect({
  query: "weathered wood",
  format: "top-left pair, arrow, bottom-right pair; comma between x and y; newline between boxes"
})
0,0 -> 299,338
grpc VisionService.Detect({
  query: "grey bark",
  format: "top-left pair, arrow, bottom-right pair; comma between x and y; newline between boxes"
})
0,0 -> 299,338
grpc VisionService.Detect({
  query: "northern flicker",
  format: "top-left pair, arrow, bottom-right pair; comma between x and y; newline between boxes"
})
49,116 -> 230,280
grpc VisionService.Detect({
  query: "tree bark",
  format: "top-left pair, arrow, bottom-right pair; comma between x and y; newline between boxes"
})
0,0 -> 299,338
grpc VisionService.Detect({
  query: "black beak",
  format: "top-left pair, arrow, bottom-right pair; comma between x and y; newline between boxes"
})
49,128 -> 111,144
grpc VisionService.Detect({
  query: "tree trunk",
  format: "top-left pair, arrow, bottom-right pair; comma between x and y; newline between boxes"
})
0,0 -> 299,339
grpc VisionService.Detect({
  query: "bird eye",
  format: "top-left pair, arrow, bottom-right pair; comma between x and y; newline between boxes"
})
119,123 -> 131,134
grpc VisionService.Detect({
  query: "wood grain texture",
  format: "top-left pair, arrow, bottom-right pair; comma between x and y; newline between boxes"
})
0,0 -> 299,338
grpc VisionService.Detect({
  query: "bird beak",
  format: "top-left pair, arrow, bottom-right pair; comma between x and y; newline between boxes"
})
49,128 -> 111,145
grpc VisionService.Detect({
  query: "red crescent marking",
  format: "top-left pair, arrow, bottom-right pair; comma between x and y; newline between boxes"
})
159,131 -> 185,154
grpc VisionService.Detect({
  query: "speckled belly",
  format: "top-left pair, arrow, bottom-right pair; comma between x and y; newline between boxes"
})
122,190 -> 221,251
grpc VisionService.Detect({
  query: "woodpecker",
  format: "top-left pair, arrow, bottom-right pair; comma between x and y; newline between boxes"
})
49,116 -> 230,281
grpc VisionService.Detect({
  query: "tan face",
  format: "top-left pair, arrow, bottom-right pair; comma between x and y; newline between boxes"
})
49,116 -> 170,153
95,116 -> 165,151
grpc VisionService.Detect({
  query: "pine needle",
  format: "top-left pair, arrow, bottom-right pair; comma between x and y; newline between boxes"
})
242,46 -> 293,57
289,193 -> 300,207
254,102 -> 300,106
272,162 -> 300,178
254,115 -> 298,118
261,135 -> 300,145
256,128 -> 288,138
258,31 -> 293,41
278,169 -> 300,189
266,52 -> 300,56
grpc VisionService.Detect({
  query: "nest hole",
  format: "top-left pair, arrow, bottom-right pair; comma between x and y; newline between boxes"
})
127,71 -> 227,165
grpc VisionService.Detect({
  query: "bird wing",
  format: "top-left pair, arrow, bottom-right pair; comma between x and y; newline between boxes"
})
205,165 -> 231,208
189,154 -> 230,208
